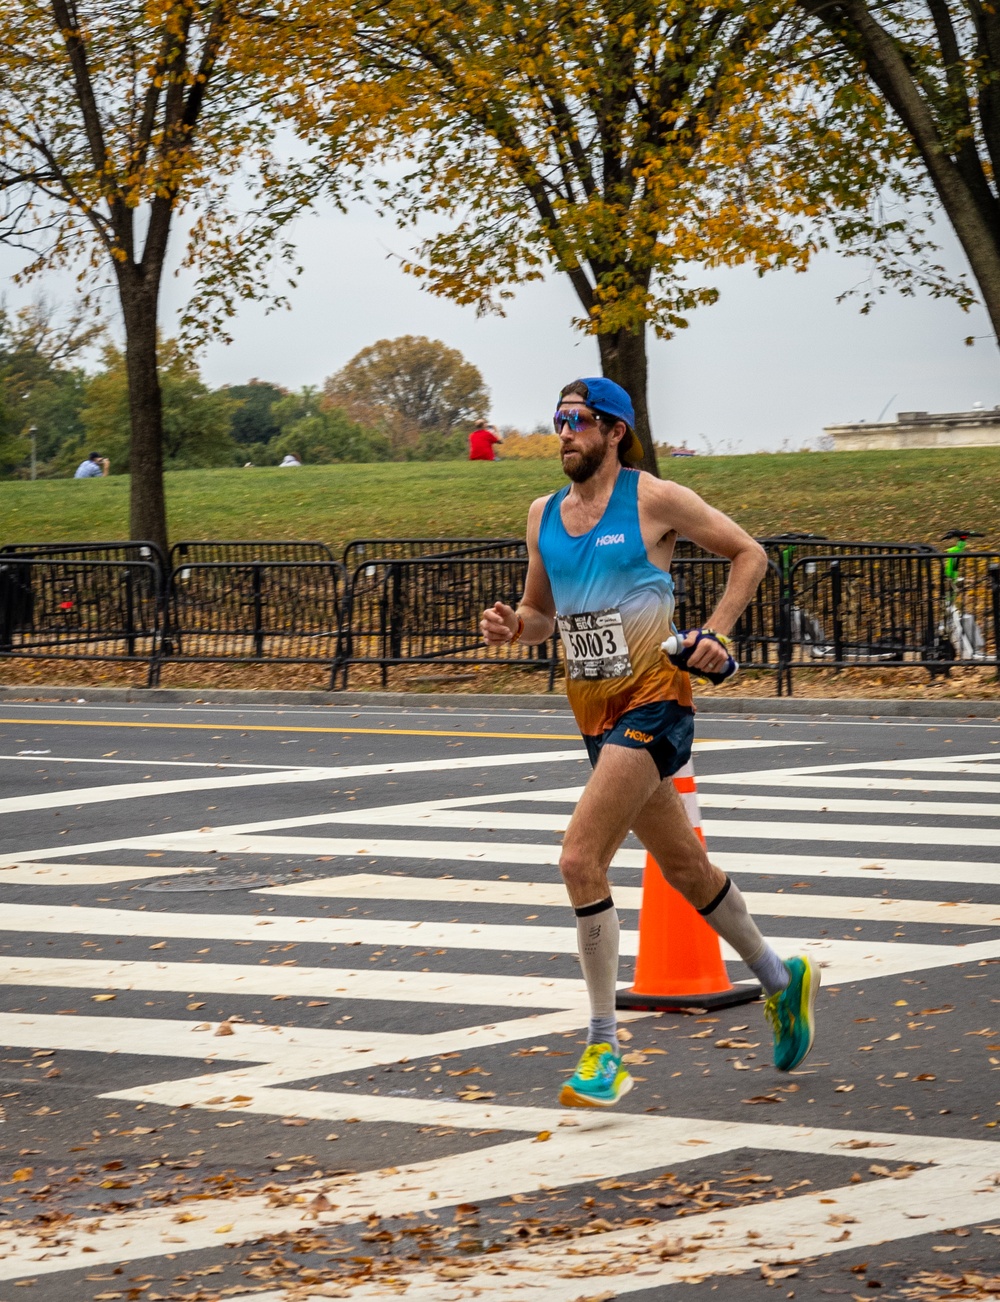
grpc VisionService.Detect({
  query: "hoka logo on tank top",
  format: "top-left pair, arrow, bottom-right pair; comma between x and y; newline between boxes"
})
595,532 -> 625,546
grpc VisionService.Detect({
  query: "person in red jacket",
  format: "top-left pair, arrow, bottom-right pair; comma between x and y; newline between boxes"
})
469,424 -> 502,460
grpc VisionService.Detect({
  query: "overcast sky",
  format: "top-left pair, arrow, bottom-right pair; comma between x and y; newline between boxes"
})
4,196 -> 997,452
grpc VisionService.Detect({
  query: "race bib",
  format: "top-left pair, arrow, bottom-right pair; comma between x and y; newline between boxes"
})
558,607 -> 632,680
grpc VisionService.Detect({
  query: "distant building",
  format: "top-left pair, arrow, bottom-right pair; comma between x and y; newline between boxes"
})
826,407 -> 1000,452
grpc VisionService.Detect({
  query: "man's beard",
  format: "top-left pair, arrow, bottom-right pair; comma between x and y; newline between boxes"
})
561,441 -> 608,483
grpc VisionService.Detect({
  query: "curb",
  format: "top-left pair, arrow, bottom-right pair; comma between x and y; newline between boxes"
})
0,683 -> 998,719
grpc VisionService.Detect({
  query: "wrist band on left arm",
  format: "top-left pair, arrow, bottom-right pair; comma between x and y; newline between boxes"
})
700,627 -> 732,649
510,614 -> 525,644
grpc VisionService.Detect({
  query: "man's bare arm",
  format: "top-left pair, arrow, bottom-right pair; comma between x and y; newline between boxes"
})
640,476 -> 767,673
481,497 -> 557,646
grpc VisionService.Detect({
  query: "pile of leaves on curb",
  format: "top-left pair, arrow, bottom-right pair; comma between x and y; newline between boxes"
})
2,656 -> 999,701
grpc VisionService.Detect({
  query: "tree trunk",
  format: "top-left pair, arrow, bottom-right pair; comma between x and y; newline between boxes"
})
596,325 -> 660,477
119,276 -> 169,557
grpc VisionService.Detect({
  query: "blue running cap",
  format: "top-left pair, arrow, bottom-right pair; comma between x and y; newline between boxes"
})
564,377 -> 643,466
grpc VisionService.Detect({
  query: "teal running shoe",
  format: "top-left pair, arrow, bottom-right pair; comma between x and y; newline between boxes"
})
559,1042 -> 633,1109
765,955 -> 820,1072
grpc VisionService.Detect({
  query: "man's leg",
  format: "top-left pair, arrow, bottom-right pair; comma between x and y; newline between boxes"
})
631,778 -> 789,993
558,743 -> 661,1103
632,778 -> 819,1071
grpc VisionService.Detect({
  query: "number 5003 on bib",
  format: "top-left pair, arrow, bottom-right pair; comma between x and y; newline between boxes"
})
558,607 -> 632,680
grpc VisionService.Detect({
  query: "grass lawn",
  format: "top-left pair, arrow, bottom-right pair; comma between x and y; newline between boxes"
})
2,447 -> 999,552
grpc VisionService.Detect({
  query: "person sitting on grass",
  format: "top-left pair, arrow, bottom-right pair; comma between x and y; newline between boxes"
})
74,452 -> 109,478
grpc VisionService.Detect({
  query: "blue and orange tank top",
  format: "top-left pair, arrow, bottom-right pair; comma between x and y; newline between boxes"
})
538,467 -> 693,737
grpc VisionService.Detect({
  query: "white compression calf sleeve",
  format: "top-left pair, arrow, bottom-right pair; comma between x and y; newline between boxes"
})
698,876 -> 790,996
574,896 -> 620,1049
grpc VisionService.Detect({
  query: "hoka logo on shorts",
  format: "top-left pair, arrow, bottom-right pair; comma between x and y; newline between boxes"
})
595,532 -> 625,546
623,727 -> 653,744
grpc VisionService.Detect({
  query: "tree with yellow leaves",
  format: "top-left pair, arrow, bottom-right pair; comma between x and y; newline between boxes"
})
314,0 -> 924,471
0,1 -> 315,550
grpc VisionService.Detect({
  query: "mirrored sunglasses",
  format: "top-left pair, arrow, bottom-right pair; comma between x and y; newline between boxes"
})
552,408 -> 599,434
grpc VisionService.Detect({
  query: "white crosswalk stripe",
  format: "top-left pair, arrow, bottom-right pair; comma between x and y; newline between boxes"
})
2,738 -> 1000,1294
6,844 -> 1000,885
264,870 -> 1000,926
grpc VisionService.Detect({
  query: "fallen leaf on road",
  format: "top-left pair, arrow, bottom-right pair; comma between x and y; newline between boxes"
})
656,1238 -> 686,1259
760,1263 -> 798,1282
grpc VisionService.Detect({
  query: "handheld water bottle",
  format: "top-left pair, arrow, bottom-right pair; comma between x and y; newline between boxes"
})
662,630 -> 739,686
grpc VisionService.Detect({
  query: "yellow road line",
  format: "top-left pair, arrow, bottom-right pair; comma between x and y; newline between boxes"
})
0,717 -> 580,742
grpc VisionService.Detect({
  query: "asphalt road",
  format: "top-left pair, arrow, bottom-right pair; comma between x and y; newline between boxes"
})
1,700 -> 999,1301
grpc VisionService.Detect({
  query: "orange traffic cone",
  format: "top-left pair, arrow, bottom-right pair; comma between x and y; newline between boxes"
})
616,761 -> 761,1013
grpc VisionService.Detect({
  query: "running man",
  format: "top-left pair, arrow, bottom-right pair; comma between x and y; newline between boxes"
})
481,377 -> 818,1108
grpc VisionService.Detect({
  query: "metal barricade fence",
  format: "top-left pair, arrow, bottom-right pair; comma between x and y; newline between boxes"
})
779,552 -> 1000,694
670,534 -> 936,565
0,541 -> 168,591
3,544 -> 997,695
0,559 -> 161,683
170,540 -> 337,567
346,541 -> 527,645
671,558 -> 784,688
342,537 -> 526,569
340,557 -> 558,688
762,533 -> 938,561
160,561 -> 350,687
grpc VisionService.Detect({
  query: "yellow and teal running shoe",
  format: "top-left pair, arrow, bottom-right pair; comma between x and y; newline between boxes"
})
559,1042 -> 633,1108
765,955 -> 820,1072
